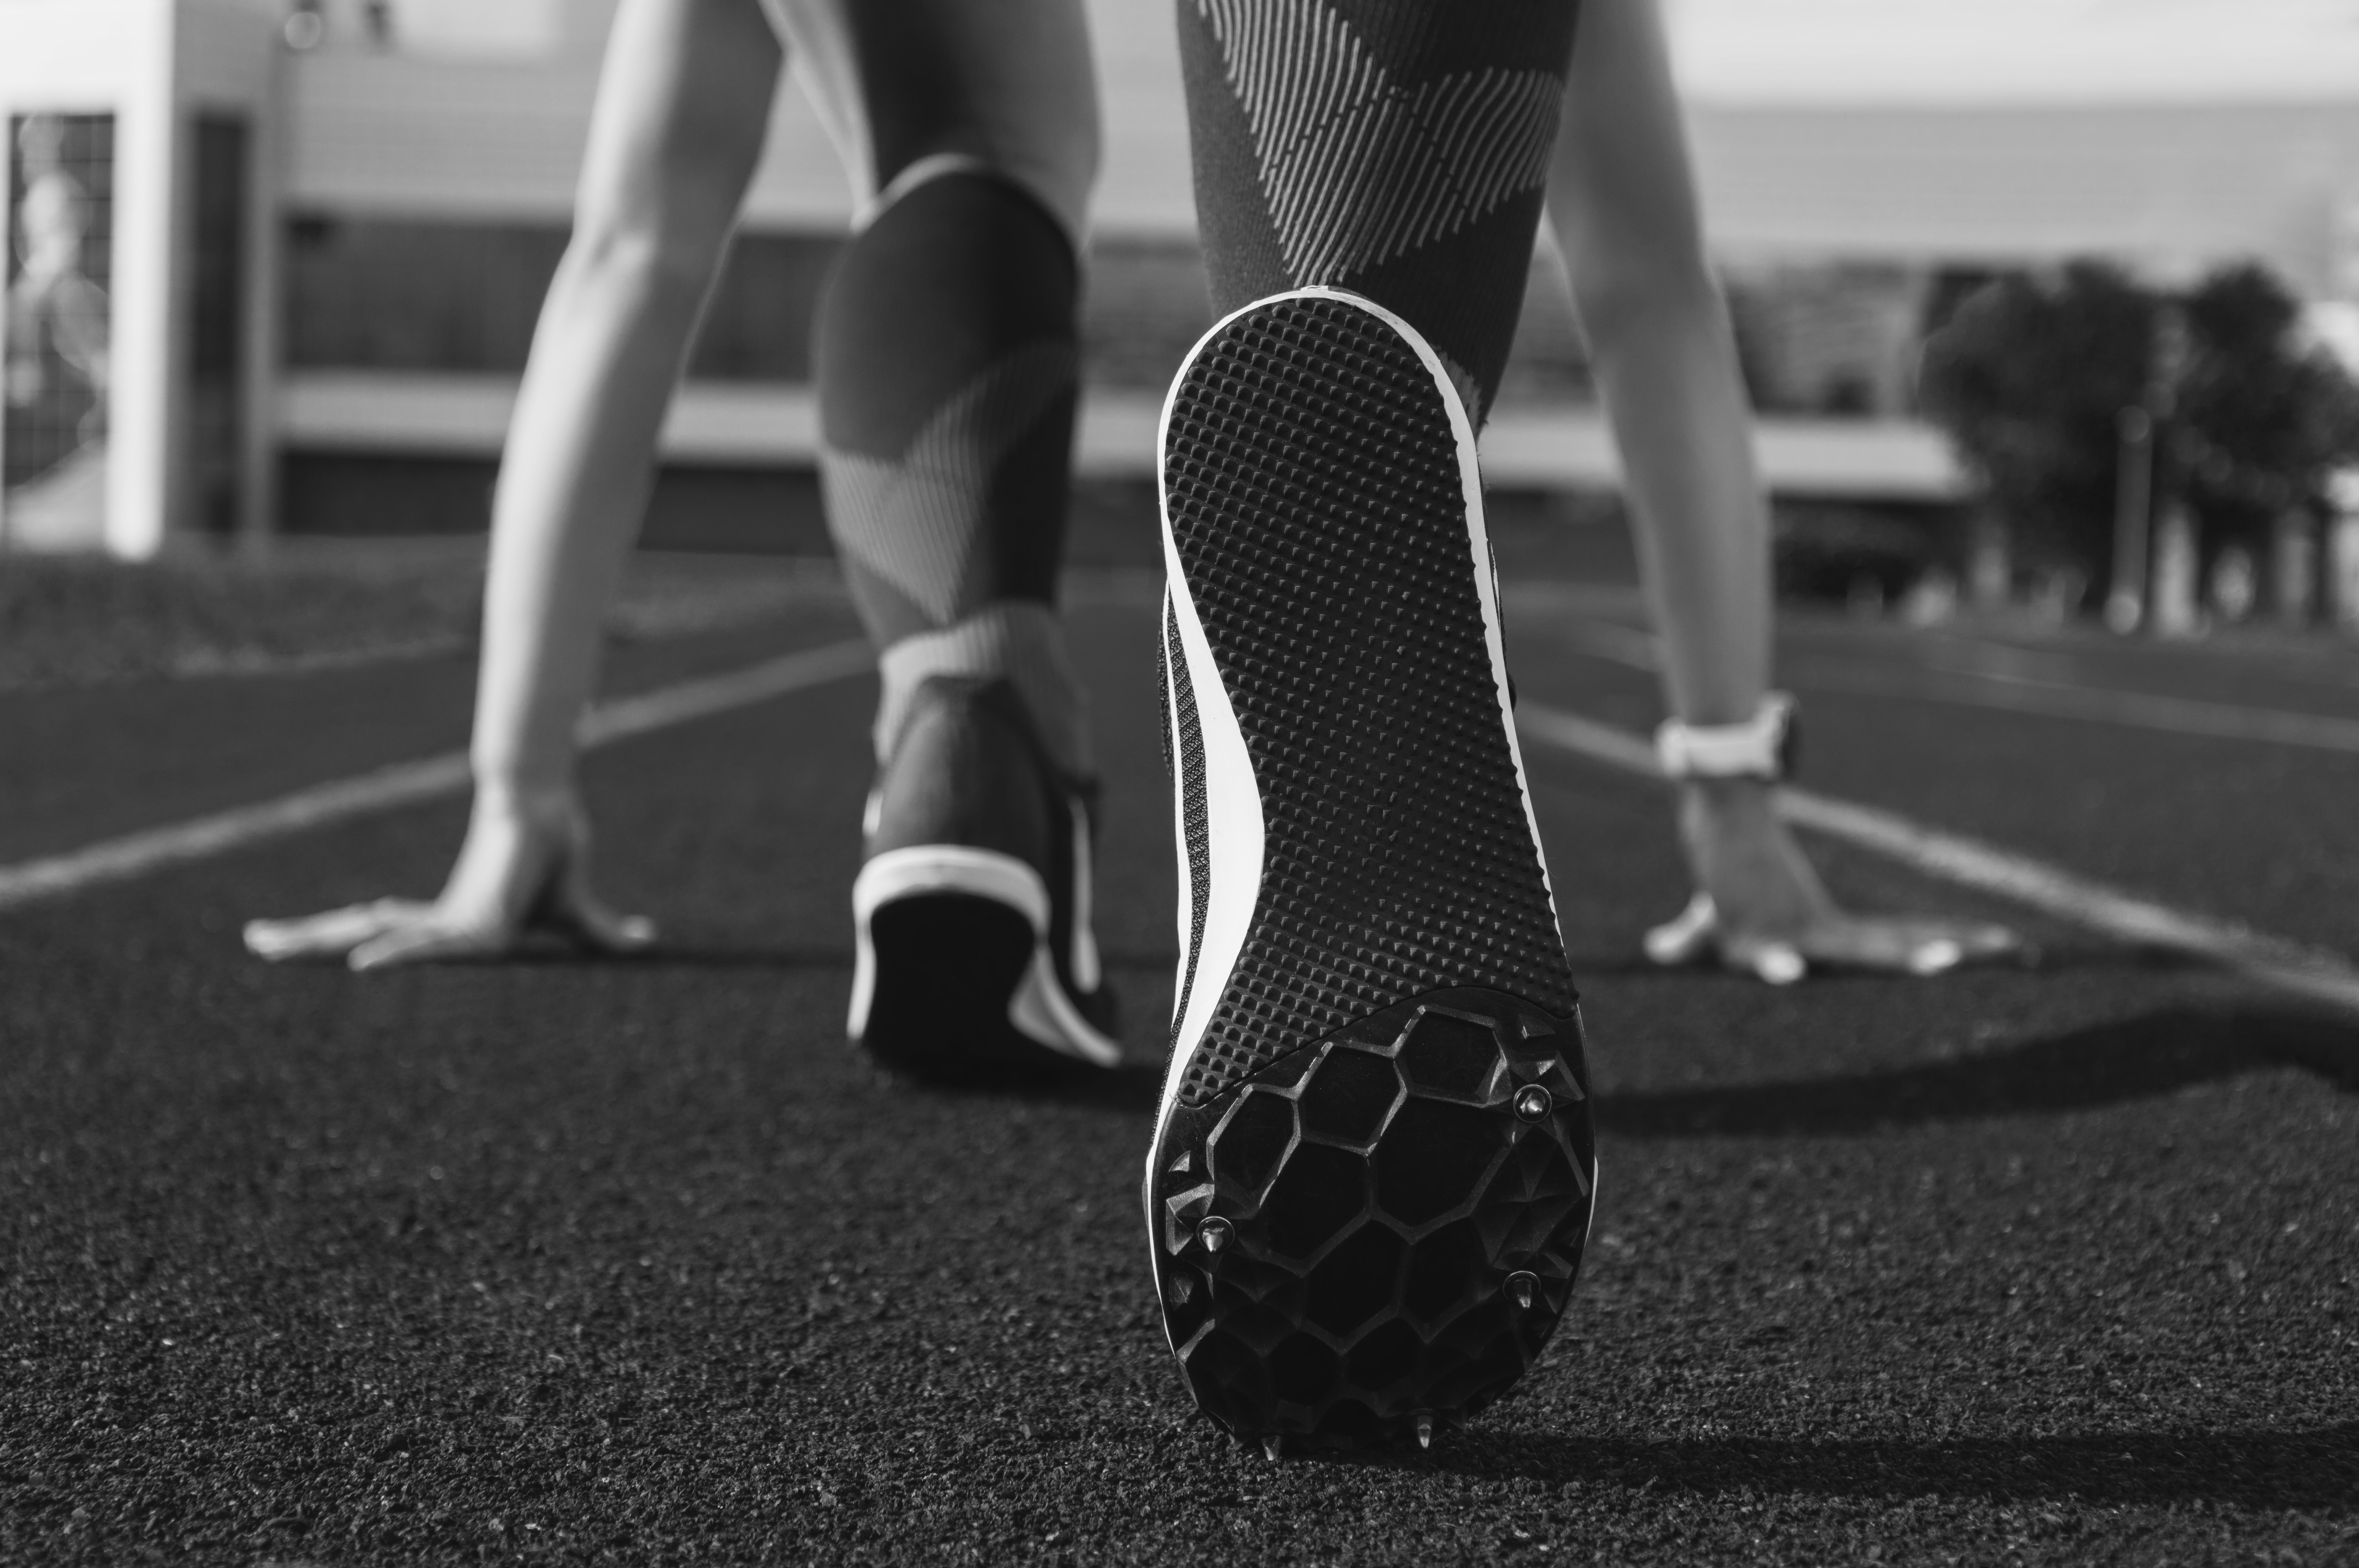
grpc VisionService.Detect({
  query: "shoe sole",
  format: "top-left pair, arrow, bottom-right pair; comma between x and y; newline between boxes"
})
853,847 -> 1122,1081
1147,288 -> 1598,1452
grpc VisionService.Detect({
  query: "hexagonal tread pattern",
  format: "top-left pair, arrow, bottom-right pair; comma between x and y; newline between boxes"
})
1150,989 -> 1596,1449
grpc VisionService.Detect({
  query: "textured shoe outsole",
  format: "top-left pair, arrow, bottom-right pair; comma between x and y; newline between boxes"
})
1148,289 -> 1598,1451
860,893 -> 1115,1085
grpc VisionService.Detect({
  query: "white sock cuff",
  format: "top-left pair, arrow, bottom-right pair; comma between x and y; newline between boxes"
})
874,603 -> 1091,777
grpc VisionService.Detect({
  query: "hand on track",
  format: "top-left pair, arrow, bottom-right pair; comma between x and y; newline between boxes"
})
1646,779 -> 2018,984
242,792 -> 654,970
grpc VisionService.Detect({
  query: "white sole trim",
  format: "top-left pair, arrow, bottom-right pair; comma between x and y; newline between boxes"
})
1154,357 -> 1269,1122
849,845 -> 1120,1068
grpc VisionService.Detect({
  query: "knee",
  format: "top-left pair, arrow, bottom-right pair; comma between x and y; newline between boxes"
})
914,105 -> 1097,255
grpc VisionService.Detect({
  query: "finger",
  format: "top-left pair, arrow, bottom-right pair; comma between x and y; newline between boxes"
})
561,901 -> 658,953
542,882 -> 658,953
1713,925 -> 1809,984
1907,938 -> 1965,976
1800,918 -> 2021,976
1904,922 -> 2027,974
348,921 -> 509,971
243,900 -> 432,961
1643,893 -> 1719,967
1952,922 -> 2025,958
1738,941 -> 1807,985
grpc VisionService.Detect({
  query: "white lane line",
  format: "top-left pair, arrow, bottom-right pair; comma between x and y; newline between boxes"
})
1515,701 -> 2359,1014
1548,622 -> 2359,756
0,639 -> 873,915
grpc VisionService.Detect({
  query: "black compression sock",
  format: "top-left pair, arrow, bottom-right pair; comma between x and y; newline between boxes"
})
1177,0 -> 1581,420
814,168 -> 1087,769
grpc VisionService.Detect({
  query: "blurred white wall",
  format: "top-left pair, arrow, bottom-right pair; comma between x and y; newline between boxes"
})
1665,0 -> 2359,106
268,0 -> 2359,291
15,0 -> 2349,548
280,0 -> 1194,230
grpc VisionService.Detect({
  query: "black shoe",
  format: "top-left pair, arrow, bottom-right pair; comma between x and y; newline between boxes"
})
851,675 -> 1120,1082
1146,288 -> 1598,1453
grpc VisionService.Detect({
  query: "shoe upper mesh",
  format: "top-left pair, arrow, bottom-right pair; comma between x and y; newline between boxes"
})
1163,295 -> 1577,1109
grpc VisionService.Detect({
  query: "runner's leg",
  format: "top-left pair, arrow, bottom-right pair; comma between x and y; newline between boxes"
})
766,0 -> 1099,774
1148,0 -> 1598,1451
763,0 -> 1119,1077
1176,0 -> 1581,421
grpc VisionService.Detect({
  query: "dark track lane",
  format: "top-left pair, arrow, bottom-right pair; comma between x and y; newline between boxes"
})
4,597 -> 2355,1564
0,605 -> 865,866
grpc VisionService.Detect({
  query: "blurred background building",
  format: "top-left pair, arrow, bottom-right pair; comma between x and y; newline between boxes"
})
3,0 -> 2358,593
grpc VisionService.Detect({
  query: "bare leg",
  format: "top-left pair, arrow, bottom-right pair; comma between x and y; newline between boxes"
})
247,0 -> 782,967
1546,0 -> 2013,980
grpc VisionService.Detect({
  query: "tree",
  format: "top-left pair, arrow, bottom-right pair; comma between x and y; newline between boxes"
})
2175,265 -> 2359,565
1918,261 -> 2359,609
1917,263 -> 2153,596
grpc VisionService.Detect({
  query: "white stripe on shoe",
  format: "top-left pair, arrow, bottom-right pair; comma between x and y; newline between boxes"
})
1154,312 -> 1271,1116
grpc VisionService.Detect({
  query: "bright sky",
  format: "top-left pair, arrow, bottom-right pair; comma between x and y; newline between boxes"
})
370,0 -> 2359,103
1666,0 -> 2359,103
383,0 -> 567,57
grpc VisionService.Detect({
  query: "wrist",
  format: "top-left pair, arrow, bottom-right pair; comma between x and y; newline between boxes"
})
1677,772 -> 1779,826
1655,692 -> 1797,784
471,774 -> 578,826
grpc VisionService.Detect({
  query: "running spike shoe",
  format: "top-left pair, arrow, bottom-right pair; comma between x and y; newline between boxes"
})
852,675 -> 1121,1081
1145,289 -> 1598,1452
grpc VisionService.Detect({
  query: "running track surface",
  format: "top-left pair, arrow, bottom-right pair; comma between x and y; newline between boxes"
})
4,581 -> 2355,1564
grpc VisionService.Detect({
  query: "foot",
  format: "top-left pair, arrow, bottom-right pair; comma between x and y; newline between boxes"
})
1146,290 -> 1597,1454
1645,777 -> 2020,984
851,674 -> 1121,1083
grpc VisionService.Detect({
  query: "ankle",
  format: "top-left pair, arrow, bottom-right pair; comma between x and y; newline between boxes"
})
875,604 -> 1090,777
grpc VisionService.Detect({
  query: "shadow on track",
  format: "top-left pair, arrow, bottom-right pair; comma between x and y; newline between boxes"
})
1563,941 -> 2200,982
887,1062 -> 1166,1114
471,942 -> 1182,971
1413,1423 -> 2359,1509
1593,1003 -> 2359,1138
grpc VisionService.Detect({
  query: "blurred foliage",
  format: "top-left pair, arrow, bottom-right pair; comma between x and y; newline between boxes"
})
2175,267 -> 2359,552
1773,503 -> 1946,604
1919,261 -> 2359,597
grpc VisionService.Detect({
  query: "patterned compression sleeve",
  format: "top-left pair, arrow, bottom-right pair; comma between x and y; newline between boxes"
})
814,169 -> 1079,648
812,168 -> 1090,770
1176,0 -> 1581,421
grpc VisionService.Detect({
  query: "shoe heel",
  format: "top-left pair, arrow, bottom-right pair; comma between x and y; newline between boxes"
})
857,893 -> 1044,1083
